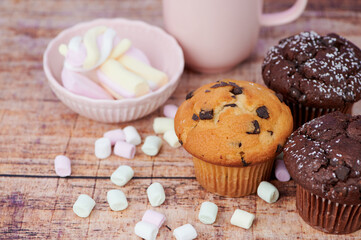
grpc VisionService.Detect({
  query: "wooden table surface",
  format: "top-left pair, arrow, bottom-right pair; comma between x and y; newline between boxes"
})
1,0 -> 361,239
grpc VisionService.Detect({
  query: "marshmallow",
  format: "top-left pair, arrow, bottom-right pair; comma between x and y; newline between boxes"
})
114,141 -> 136,159
125,47 -> 151,66
110,38 -> 132,59
73,194 -> 96,218
142,136 -> 162,156
107,189 -> 128,211
173,224 -> 197,240
54,155 -> 71,177
198,201 -> 218,224
118,55 -> 168,90
163,104 -> 178,118
163,129 -> 181,148
134,221 -> 159,240
147,182 -> 165,207
153,117 -> 174,134
123,126 -> 142,145
61,68 -> 113,100
275,159 -> 291,182
103,129 -> 126,145
95,137 -> 112,159
110,165 -> 134,187
142,210 -> 166,228
82,26 -> 107,69
230,209 -> 255,229
99,59 -> 150,98
257,181 -> 279,203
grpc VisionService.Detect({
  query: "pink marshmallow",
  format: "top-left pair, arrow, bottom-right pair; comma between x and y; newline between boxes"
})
54,155 -> 71,177
275,159 -> 291,182
125,46 -> 151,66
61,68 -> 113,100
163,104 -> 178,119
114,141 -> 136,159
104,129 -> 126,145
142,210 -> 166,228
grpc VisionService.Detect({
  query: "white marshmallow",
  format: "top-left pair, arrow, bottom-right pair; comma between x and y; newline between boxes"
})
141,136 -> 162,156
153,117 -> 174,134
257,181 -> 279,203
230,209 -> 255,229
107,189 -> 128,211
198,201 -> 218,224
134,221 -> 159,240
110,165 -> 134,187
94,137 -> 111,159
173,224 -> 197,240
147,182 -> 165,207
123,126 -> 142,145
73,194 -> 96,218
163,129 -> 181,148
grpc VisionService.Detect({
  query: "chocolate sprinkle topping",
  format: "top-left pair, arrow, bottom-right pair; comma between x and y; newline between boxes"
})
199,109 -> 214,120
335,166 -> 350,181
230,86 -> 243,95
192,114 -> 199,121
247,120 -> 260,134
224,103 -> 237,107
186,91 -> 194,100
256,106 -> 270,119
241,157 -> 250,167
210,81 -> 229,88
276,144 -> 283,154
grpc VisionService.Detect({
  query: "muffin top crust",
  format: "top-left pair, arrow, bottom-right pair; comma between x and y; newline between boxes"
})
174,79 -> 293,167
262,31 -> 361,108
284,111 -> 361,205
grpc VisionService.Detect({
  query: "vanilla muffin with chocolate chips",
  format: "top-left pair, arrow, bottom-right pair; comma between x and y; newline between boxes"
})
175,79 -> 293,197
262,31 -> 361,129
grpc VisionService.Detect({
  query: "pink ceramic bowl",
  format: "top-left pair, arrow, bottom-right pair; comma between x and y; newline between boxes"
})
43,18 -> 184,123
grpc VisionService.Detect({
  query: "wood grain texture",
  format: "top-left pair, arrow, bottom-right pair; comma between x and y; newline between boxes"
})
0,0 -> 361,239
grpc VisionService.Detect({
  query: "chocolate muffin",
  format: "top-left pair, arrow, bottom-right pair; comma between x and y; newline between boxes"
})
284,111 -> 361,234
175,79 -> 293,197
262,31 -> 361,128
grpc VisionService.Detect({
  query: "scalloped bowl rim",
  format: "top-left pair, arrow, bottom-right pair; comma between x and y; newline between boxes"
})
43,18 -> 184,106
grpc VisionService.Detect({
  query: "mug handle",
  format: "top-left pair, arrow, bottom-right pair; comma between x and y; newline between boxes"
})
260,0 -> 308,26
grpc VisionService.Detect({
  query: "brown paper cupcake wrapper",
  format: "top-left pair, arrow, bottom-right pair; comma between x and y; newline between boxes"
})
283,99 -> 352,130
192,157 -> 274,197
296,184 -> 361,234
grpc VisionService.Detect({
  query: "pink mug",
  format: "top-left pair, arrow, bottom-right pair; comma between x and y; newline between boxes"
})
163,0 -> 308,73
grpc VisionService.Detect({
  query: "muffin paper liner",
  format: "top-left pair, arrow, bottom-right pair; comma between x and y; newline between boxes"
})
283,99 -> 352,129
192,157 -> 274,197
296,184 -> 361,234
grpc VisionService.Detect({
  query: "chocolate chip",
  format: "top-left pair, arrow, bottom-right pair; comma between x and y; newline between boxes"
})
199,109 -> 213,120
230,87 -> 243,95
246,120 -> 260,134
276,144 -> 283,154
205,90 -> 210,93
192,114 -> 199,121
256,106 -> 269,119
241,157 -> 250,167
186,91 -> 194,100
231,95 -> 236,99
335,166 -> 350,181
224,103 -> 237,107
228,82 -> 240,88
179,140 -> 183,145
268,130 -> 274,136
238,142 -> 242,148
276,93 -> 283,103
210,81 -> 229,88
289,87 -> 301,100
